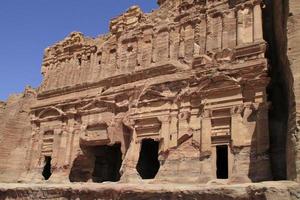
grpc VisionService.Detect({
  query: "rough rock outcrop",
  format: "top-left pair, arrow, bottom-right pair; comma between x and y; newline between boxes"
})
0,182 -> 300,200
286,0 -> 300,182
0,87 -> 36,183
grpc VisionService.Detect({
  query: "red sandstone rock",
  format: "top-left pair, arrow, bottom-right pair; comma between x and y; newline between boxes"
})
0,0 -> 300,199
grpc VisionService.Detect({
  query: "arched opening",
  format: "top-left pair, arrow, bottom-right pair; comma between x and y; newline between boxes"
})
69,144 -> 123,183
136,139 -> 160,179
39,108 -> 60,119
42,156 -> 52,180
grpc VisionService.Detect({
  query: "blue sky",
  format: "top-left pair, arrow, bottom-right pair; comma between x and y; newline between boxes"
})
0,0 -> 158,101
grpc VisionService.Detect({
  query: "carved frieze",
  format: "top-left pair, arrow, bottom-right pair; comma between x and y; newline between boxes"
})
80,123 -> 109,146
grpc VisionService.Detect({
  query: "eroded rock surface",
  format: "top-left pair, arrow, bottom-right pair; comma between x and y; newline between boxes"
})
287,0 -> 300,182
0,87 -> 36,183
1,182 -> 300,200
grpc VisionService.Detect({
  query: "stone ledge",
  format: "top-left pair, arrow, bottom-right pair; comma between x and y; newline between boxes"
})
0,181 -> 299,200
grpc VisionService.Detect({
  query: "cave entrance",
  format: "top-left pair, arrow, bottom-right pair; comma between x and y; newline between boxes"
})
92,144 -> 122,183
216,145 -> 228,179
136,139 -> 160,179
42,156 -> 52,180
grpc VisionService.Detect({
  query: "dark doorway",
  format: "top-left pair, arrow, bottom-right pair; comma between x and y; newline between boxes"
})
42,156 -> 52,180
136,139 -> 160,179
216,145 -> 228,179
92,144 -> 122,183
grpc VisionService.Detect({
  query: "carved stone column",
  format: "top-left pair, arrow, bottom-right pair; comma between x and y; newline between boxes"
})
198,109 -> 215,182
51,128 -> 62,173
184,22 -> 195,63
178,26 -> 185,59
256,103 -> 270,154
237,5 -> 254,45
231,105 -> 245,147
201,109 -> 212,153
253,2 -> 263,41
49,127 -> 65,182
120,123 -> 142,182
223,10 -> 237,48
22,122 -> 42,182
255,103 -> 272,181
207,14 -> 223,51
199,16 -> 207,54
178,111 -> 191,142
59,130 -> 68,167
71,127 -> 81,163
158,115 -> 171,152
169,110 -> 179,148
65,116 -> 76,167
170,26 -> 180,60
190,108 -> 201,147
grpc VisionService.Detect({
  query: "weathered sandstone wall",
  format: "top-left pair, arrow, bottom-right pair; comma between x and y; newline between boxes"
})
287,0 -> 300,182
264,0 -> 300,182
0,88 -> 36,183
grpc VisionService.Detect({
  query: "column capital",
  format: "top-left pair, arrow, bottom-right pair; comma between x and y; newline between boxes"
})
191,108 -> 200,116
252,0 -> 263,6
158,115 -> 171,122
178,111 -> 191,120
202,109 -> 212,118
230,105 -> 244,115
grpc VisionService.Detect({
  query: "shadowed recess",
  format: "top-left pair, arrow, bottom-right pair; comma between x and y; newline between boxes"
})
136,139 -> 160,179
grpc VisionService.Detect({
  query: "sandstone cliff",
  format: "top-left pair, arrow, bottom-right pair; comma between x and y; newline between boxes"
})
287,0 -> 300,182
0,88 -> 36,183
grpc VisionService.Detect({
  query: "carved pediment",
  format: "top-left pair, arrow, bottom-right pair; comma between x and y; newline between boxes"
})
78,99 -> 115,113
139,83 -> 181,102
78,100 -> 100,111
38,107 -> 64,119
140,90 -> 166,101
201,75 -> 240,91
